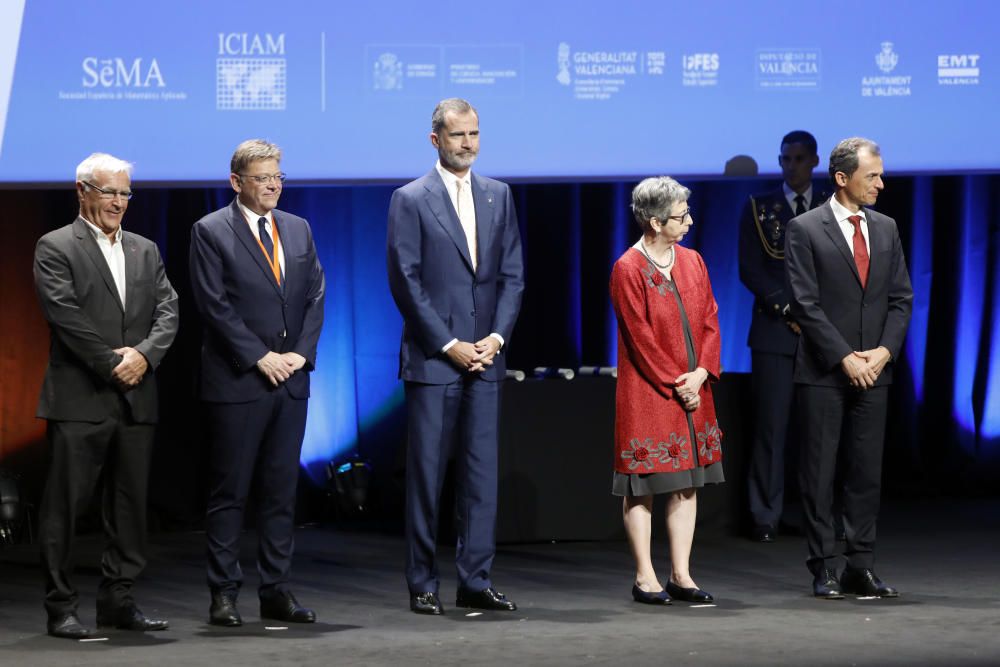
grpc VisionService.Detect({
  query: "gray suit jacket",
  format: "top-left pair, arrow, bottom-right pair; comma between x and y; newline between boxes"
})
33,217 -> 179,423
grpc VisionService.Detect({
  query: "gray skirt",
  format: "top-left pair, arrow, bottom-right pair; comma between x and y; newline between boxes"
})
611,461 -> 725,497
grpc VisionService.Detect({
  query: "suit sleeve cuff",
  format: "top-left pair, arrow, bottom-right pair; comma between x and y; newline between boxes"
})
489,332 -> 505,349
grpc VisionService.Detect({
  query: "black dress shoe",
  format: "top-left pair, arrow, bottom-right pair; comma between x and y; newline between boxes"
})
631,584 -> 671,605
47,612 -> 92,639
209,590 -> 243,627
812,568 -> 845,599
840,567 -> 899,598
260,591 -> 316,623
665,580 -> 714,603
455,586 -> 517,611
752,524 -> 775,543
410,591 -> 444,615
96,603 -> 169,631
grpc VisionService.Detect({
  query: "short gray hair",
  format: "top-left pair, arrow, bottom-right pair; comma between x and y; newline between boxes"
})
231,139 -> 282,175
630,176 -> 691,234
431,98 -> 478,135
76,152 -> 133,182
828,137 -> 880,183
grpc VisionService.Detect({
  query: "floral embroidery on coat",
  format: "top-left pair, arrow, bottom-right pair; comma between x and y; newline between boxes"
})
640,263 -> 670,297
622,435 -> 689,472
697,420 -> 723,461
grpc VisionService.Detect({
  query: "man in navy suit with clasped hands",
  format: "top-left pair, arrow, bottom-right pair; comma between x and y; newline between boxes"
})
190,139 -> 325,627
387,98 -> 525,615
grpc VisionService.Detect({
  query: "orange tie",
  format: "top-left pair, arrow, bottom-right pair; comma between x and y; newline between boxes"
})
847,215 -> 869,288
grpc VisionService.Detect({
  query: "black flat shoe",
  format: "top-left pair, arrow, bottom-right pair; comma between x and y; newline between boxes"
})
209,590 -> 243,627
455,586 -> 517,611
666,580 -> 714,603
631,584 -> 671,605
410,591 -> 444,615
751,524 -> 775,543
47,612 -> 92,639
259,590 -> 316,623
840,567 -> 899,598
812,568 -> 845,599
96,603 -> 169,631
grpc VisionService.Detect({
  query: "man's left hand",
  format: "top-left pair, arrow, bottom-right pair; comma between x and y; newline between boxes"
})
281,352 -> 307,373
112,347 -> 148,389
469,336 -> 501,373
854,346 -> 892,379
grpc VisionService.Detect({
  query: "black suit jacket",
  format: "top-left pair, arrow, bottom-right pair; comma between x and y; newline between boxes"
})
785,201 -> 913,387
739,186 -> 829,355
33,217 -> 179,423
189,198 -> 325,403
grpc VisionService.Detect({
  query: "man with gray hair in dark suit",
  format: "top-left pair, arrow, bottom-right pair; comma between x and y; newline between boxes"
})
34,152 -> 178,638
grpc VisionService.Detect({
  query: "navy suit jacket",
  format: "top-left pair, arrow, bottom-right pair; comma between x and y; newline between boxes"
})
738,185 -> 829,355
189,198 -> 325,403
785,201 -> 913,387
386,168 -> 524,385
34,218 -> 178,423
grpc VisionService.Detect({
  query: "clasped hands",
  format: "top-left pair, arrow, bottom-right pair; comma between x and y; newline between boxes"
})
446,336 -> 500,373
256,351 -> 307,387
111,347 -> 148,390
674,367 -> 709,412
840,346 -> 891,389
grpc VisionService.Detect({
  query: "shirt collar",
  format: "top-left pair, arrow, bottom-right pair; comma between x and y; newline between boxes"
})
237,199 -> 273,226
80,216 -> 123,244
783,182 -> 813,208
435,160 -> 471,190
829,195 -> 866,225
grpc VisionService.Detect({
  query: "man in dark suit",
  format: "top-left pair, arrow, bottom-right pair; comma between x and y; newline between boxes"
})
189,139 -> 325,626
739,130 -> 829,543
785,137 -> 913,599
387,98 -> 525,615
34,153 -> 178,638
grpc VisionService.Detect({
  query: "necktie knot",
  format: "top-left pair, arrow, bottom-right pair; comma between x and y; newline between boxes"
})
794,194 -> 806,215
847,214 -> 863,229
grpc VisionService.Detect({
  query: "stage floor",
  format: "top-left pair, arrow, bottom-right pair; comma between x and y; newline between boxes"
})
1,498 -> 998,666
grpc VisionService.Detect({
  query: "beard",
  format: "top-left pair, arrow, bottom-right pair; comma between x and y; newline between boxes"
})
439,147 -> 477,171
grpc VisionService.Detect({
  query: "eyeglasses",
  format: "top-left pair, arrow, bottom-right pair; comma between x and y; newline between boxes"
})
240,172 -> 287,185
82,180 -> 133,201
666,209 -> 692,223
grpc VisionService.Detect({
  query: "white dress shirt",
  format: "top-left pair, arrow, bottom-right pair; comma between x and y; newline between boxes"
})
433,161 -> 504,353
238,200 -> 286,275
829,196 -> 871,255
82,217 -> 126,308
783,182 -> 813,213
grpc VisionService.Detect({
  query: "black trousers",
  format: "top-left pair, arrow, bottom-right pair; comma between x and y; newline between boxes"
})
204,389 -> 307,596
39,401 -> 154,617
747,351 -> 797,527
798,384 -> 888,574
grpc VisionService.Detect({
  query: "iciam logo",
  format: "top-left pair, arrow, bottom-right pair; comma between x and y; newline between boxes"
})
82,58 -> 165,88
217,33 -> 285,56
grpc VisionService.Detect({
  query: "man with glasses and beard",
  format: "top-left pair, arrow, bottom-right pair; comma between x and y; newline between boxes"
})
387,98 -> 525,615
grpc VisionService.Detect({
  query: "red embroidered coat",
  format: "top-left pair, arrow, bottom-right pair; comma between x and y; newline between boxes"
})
610,246 -> 723,474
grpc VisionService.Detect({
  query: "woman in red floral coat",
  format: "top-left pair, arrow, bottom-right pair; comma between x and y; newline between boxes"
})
609,176 -> 724,605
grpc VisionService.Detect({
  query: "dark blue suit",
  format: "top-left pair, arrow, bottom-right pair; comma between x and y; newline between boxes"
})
387,168 -> 524,594
739,186 -> 828,529
189,198 -> 325,594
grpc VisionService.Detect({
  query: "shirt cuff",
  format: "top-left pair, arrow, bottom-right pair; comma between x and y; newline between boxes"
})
441,338 -> 459,353
489,332 -> 505,348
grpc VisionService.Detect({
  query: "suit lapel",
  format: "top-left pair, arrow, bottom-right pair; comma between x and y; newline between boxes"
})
122,232 -> 140,321
226,198 -> 285,300
423,170 -> 475,273
471,173 -> 495,269
74,218 -> 124,313
820,206 -> 863,285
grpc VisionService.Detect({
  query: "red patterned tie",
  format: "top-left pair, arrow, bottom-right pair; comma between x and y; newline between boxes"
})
847,215 -> 869,288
